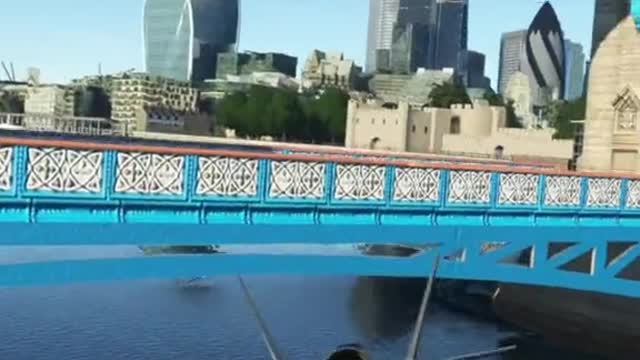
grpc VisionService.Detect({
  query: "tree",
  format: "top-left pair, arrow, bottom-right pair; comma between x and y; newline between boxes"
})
505,100 -> 523,128
483,91 -> 504,106
216,91 -> 248,136
549,97 -> 586,139
428,82 -> 471,108
315,88 -> 349,144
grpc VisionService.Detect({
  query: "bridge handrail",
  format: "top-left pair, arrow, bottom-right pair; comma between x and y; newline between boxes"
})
0,135 -> 638,214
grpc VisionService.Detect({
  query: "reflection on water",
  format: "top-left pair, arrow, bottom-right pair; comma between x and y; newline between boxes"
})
0,247 -> 606,359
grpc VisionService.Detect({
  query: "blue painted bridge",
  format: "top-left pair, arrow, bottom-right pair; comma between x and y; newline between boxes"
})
1,135 -> 640,298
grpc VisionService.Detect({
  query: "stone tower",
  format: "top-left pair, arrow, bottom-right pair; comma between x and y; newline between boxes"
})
579,16 -> 640,172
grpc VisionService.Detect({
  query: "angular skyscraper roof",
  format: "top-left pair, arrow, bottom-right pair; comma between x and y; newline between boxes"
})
520,1 -> 565,106
143,0 -> 240,83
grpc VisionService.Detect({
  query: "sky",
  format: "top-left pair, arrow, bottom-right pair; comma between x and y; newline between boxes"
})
0,0 -> 594,88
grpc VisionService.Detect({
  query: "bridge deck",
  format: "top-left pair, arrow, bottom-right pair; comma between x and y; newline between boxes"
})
0,135 -> 638,297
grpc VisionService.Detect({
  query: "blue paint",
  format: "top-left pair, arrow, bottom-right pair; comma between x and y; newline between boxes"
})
1,141 -> 640,297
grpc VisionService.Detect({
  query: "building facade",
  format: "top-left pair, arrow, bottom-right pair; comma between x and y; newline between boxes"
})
216,51 -> 297,79
366,0 -> 400,73
301,51 -> 362,91
110,73 -> 198,128
369,68 -> 455,106
579,16 -> 640,172
497,30 -> 527,95
24,85 -> 75,117
143,0 -> 240,83
465,50 -> 490,89
591,0 -> 630,57
563,40 -> 586,101
389,22 -> 430,74
345,99 -> 572,162
520,1 -> 565,107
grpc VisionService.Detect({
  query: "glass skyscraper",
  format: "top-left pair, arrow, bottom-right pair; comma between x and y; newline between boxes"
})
143,0 -> 240,83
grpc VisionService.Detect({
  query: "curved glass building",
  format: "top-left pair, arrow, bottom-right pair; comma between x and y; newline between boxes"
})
143,0 -> 240,82
520,1 -> 565,107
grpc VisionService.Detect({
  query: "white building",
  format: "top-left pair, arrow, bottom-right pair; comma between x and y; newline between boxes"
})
24,85 -> 74,116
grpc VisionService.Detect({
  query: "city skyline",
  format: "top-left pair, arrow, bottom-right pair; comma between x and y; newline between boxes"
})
1,0 -> 593,87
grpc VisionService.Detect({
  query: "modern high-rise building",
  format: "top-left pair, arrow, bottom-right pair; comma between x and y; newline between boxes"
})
465,50 -> 490,89
433,0 -> 468,72
563,40 -> 586,101
591,0 -> 630,57
143,0 -> 240,83
520,1 -> 565,107
497,30 -> 527,95
366,0 -> 400,72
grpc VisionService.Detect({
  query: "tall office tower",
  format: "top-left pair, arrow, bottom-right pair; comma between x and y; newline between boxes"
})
433,0 -> 468,72
520,1 -> 565,107
143,0 -> 240,83
392,0 -> 437,70
497,30 -> 527,95
366,0 -> 400,72
389,22 -> 430,73
465,50 -> 490,89
591,0 -> 630,57
564,40 -> 586,101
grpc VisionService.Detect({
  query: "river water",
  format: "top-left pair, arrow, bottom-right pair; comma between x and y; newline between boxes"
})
0,247 -> 602,359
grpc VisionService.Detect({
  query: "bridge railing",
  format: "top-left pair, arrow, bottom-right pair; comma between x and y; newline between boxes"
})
0,135 -> 636,214
0,112 -> 128,137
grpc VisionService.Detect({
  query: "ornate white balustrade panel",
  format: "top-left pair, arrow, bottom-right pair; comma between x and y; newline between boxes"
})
627,180 -> 640,209
0,147 -> 13,191
447,170 -> 491,204
196,156 -> 259,197
26,147 -> 103,193
498,173 -> 539,206
587,178 -> 622,208
269,161 -> 325,200
544,176 -> 581,207
393,167 -> 440,202
115,152 -> 184,195
334,164 -> 385,201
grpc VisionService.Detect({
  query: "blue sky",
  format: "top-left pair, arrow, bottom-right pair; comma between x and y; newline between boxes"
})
0,0 -> 594,87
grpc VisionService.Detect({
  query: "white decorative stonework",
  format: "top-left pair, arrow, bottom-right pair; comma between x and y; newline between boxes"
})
0,147 -> 12,191
26,148 -> 102,193
499,173 -> 539,205
196,157 -> 258,197
544,176 -> 581,207
587,178 -> 621,208
393,167 -> 440,202
115,152 -> 184,195
626,180 -> 640,208
447,171 -> 491,204
269,161 -> 325,199
335,164 -> 385,201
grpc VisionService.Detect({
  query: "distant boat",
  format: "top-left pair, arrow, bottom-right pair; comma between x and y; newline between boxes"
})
139,245 -> 222,255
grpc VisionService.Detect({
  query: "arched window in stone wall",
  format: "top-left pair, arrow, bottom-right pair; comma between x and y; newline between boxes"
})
450,116 -> 461,134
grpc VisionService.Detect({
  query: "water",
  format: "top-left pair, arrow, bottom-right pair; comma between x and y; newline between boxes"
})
0,247 -> 602,359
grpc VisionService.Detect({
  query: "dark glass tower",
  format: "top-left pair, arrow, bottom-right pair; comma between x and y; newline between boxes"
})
591,0 -> 630,57
434,0 -> 468,73
143,0 -> 240,82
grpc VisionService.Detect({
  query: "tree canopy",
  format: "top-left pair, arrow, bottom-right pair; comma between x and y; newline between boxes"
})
428,82 -> 471,108
549,97 -> 586,139
216,86 -> 349,144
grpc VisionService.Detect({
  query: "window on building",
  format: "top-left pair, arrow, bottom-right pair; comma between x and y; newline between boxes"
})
450,116 -> 461,134
371,118 -> 375,124
382,119 -> 386,125
424,126 -> 428,134
411,125 -> 416,133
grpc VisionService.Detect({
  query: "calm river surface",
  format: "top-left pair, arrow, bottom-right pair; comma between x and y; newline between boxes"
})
0,246 -> 602,359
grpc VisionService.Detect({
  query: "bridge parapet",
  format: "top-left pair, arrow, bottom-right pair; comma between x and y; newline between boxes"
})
0,136 -> 636,216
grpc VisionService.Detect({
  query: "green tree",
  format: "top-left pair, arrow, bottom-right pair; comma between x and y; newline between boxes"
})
483,91 -> 504,106
505,100 -> 523,128
315,88 -> 349,144
428,82 -> 471,108
549,97 -> 586,139
216,91 -> 248,136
